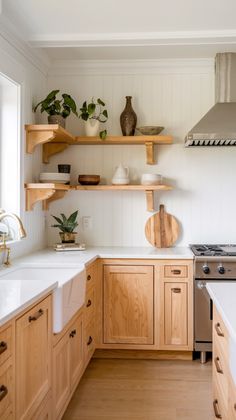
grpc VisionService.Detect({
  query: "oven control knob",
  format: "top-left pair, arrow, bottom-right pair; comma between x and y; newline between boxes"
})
202,264 -> 210,274
218,265 -> 225,275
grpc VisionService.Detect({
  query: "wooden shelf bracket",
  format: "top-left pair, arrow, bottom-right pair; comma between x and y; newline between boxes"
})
42,190 -> 67,211
145,142 -> 155,165
26,130 -> 57,154
145,190 -> 154,212
43,143 -> 69,164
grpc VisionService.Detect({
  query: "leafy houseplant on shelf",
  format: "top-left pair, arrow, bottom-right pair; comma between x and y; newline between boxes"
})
79,98 -> 108,139
51,211 -> 79,243
33,89 -> 78,128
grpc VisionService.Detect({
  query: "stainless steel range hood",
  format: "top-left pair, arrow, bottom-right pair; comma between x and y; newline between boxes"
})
185,53 -> 236,147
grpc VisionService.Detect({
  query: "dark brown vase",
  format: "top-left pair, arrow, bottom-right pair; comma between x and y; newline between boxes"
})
120,96 -> 137,136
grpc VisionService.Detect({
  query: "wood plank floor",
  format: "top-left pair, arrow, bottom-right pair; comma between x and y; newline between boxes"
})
63,358 -> 212,420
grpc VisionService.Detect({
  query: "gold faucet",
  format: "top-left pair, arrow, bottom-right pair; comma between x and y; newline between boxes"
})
0,210 -> 27,266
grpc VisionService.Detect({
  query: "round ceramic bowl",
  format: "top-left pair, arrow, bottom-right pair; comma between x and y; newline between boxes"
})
78,175 -> 100,185
39,172 -> 70,184
137,126 -> 164,135
141,174 -> 162,185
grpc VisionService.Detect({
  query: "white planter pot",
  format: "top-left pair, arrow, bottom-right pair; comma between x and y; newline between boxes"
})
84,119 -> 100,136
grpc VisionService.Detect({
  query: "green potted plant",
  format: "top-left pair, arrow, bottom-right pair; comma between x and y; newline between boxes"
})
51,210 -> 79,243
79,98 -> 108,139
33,89 -> 78,128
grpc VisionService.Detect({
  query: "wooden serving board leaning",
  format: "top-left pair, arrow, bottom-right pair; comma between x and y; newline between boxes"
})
145,204 -> 179,248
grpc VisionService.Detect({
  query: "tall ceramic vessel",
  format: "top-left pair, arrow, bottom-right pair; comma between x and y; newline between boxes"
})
120,96 -> 137,136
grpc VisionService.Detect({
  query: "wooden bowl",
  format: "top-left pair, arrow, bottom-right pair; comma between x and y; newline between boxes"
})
78,175 -> 100,185
137,126 -> 164,135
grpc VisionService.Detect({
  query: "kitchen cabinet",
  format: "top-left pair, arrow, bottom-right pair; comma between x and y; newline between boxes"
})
84,261 -> 98,364
158,262 -> 193,350
32,393 -> 52,420
15,295 -> 52,420
212,305 -> 236,419
103,265 -> 154,345
53,310 -> 83,419
0,320 -> 14,420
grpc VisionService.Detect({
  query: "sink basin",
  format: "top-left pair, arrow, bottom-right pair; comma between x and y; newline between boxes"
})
0,266 -> 86,333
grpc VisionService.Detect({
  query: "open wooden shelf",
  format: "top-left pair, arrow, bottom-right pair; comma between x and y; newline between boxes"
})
25,183 -> 70,211
25,125 -> 173,164
25,183 -> 172,212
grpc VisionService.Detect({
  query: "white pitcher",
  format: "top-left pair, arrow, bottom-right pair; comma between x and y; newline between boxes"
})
112,164 -> 130,185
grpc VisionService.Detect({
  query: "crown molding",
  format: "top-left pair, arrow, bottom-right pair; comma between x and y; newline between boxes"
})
30,29 -> 236,48
48,58 -> 214,77
0,14 -> 51,75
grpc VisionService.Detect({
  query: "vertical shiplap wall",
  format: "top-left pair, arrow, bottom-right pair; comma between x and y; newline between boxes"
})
46,59 -> 236,247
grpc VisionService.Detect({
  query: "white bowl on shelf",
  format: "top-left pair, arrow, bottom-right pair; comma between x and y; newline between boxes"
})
141,173 -> 163,185
39,172 -> 70,184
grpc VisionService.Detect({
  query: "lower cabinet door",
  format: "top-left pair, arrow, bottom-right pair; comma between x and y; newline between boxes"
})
0,358 -> 14,419
160,281 -> 189,349
69,312 -> 84,392
16,297 -> 52,420
103,265 -> 154,345
53,333 -> 70,419
32,393 -> 52,420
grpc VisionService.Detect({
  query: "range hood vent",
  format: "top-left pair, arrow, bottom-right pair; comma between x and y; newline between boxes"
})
185,53 -> 236,147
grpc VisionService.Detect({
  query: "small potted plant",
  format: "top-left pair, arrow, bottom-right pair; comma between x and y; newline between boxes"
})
33,90 -> 78,128
79,98 -> 108,139
51,210 -> 79,243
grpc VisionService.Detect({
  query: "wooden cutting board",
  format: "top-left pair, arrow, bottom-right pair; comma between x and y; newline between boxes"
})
145,205 -> 179,248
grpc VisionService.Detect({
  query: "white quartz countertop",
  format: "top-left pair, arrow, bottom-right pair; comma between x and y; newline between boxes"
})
206,282 -> 236,384
0,246 -> 193,326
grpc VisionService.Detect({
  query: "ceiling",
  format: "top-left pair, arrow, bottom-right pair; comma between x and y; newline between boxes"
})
2,0 -> 236,61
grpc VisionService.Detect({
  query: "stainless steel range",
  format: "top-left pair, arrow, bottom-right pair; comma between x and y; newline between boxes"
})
191,244 -> 236,363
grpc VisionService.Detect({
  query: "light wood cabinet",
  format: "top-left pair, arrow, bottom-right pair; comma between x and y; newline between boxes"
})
32,393 -> 52,420
15,295 -> 52,420
158,262 -> 193,350
0,320 -> 14,420
212,305 -> 236,419
103,265 -> 154,345
53,310 -> 84,419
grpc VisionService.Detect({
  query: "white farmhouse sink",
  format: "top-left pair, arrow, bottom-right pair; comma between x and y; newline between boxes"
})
0,266 -> 86,333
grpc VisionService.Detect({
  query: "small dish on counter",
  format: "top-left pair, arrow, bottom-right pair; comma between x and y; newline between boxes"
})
78,175 -> 100,185
137,126 -> 164,135
141,173 -> 163,185
39,172 -> 70,184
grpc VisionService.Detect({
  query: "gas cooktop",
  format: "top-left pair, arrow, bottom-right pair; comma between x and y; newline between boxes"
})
190,244 -> 236,257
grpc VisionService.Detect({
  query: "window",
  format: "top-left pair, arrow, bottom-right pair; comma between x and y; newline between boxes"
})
0,72 -> 20,213
0,72 -> 21,240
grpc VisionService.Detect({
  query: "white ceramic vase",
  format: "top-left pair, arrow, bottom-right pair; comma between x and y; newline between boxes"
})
84,119 -> 100,136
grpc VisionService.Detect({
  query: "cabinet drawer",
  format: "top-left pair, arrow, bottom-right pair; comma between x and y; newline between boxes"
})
213,380 -> 228,419
164,265 -> 188,278
0,323 -> 13,366
84,321 -> 95,362
85,287 -> 95,326
213,307 -> 229,355
86,262 -> 97,290
213,339 -> 229,408
0,358 -> 14,419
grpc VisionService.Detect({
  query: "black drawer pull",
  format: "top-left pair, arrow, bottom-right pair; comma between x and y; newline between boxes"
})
213,399 -> 222,419
171,287 -> 181,293
0,341 -> 7,355
0,385 -> 8,402
70,329 -> 76,338
86,299 -> 92,307
214,357 -> 223,374
171,269 -> 181,275
28,308 -> 44,322
87,275 -> 91,281
87,336 -> 93,346
215,322 -> 224,337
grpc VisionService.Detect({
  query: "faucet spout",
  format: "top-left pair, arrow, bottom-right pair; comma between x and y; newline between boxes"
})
0,210 -> 27,239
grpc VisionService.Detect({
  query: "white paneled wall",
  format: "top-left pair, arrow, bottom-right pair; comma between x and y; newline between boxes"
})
45,58 -> 236,247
